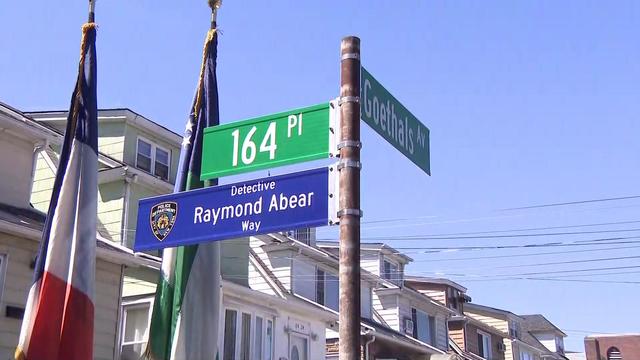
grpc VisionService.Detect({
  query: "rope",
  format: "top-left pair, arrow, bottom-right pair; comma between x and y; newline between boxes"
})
70,23 -> 97,126
193,28 -> 217,119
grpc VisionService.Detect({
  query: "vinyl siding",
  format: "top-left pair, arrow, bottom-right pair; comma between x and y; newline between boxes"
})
124,183 -> 165,248
249,238 -> 292,291
97,122 -> 125,161
123,266 -> 158,297
30,151 -> 56,213
372,291 -> 399,331
360,251 -> 381,276
248,261 -> 277,295
396,295 -> 449,351
97,181 -> 125,244
0,232 -> 124,360
449,322 -> 465,350
420,289 -> 446,306
466,311 -> 512,360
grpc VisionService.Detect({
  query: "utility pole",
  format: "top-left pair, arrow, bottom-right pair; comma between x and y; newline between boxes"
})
338,36 -> 361,360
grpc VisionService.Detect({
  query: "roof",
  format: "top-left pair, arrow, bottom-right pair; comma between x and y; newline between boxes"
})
316,240 -> 414,263
404,275 -> 467,292
521,314 -> 567,336
0,203 -> 46,232
464,302 -> 522,320
585,333 -> 640,338
360,317 -> 445,355
0,202 -> 158,268
26,108 -> 182,146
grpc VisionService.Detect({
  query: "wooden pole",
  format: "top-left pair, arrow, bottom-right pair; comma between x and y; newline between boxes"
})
338,36 -> 361,360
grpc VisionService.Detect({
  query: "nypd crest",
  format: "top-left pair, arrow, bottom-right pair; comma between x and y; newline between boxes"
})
150,202 -> 177,241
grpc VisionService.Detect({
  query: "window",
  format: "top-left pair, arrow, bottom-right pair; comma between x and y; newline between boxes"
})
382,259 -> 400,283
292,228 -> 312,244
448,288 -> 459,310
120,300 -> 152,360
607,347 -> 622,360
292,260 -> 316,300
520,350 -> 533,360
223,309 -> 237,360
223,308 -> 274,360
155,147 -> 170,180
136,137 -> 171,181
412,308 -> 435,345
477,330 -> 492,359
316,269 -> 339,311
136,138 -> 152,172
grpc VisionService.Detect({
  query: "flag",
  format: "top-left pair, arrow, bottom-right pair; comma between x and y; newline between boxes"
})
16,22 -> 98,360
144,27 -> 221,360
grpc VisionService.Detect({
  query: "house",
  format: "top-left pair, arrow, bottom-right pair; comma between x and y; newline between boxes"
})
315,241 -> 454,359
0,102 -> 157,360
27,108 -> 181,249
520,314 -> 567,358
584,334 -> 640,360
464,303 -> 560,360
405,276 -> 508,360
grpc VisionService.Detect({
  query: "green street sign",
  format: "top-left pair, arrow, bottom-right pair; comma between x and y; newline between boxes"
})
360,66 -> 431,175
201,103 -> 332,180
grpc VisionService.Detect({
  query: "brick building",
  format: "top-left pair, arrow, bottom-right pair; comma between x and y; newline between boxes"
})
584,334 -> 640,360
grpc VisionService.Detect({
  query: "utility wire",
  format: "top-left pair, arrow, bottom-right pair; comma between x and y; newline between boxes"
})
348,227 -> 640,241
501,195 -> 640,211
421,244 -> 640,262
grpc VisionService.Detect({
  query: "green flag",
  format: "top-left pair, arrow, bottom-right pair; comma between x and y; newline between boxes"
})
144,27 -> 221,360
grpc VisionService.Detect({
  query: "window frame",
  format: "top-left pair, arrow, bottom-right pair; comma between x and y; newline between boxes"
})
0,254 -> 7,304
135,136 -> 171,181
222,306 -> 275,360
411,307 -> 435,346
382,258 -> 400,283
477,329 -> 492,359
120,298 -> 153,359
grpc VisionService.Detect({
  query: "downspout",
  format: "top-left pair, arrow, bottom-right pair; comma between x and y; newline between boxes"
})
364,334 -> 376,360
120,171 -> 137,247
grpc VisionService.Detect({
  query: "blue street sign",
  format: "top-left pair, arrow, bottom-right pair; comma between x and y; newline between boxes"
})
134,167 -> 337,251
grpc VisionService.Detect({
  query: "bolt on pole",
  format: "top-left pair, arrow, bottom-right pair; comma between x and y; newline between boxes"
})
338,36 -> 361,360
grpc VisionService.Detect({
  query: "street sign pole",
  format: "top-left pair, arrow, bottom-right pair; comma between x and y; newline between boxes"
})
339,36 -> 361,360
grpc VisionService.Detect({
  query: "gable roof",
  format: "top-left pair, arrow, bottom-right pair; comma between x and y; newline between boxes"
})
316,240 -> 414,264
521,314 -> 567,336
404,275 -> 468,292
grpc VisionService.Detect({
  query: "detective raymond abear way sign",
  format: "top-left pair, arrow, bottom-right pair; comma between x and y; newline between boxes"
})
361,66 -> 431,175
200,102 -> 336,180
133,167 -> 338,251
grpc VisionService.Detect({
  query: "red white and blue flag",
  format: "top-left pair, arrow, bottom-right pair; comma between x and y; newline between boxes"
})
16,22 -> 98,360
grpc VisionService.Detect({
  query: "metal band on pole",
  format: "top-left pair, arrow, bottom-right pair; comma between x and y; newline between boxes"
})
338,36 -> 361,360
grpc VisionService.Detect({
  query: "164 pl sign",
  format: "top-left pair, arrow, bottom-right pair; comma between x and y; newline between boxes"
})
201,103 -> 334,180
134,167 -> 338,251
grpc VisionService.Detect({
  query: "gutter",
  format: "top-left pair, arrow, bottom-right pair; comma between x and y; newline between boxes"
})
0,219 -> 159,269
362,329 -> 445,355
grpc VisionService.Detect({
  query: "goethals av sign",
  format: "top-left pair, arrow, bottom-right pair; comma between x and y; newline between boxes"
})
360,66 -> 431,175
134,167 -> 337,251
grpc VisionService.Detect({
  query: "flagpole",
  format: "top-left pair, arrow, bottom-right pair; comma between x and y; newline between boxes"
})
207,2 -> 222,358
88,0 -> 95,23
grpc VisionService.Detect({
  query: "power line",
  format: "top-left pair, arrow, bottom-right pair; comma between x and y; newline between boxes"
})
501,195 -> 640,211
420,245 -> 640,262
351,228 -> 640,241
394,237 -> 640,251
433,254 -> 640,273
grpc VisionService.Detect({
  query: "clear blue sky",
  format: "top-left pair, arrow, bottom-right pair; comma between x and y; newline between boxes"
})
2,0 -> 639,352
